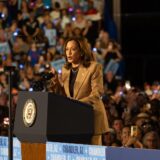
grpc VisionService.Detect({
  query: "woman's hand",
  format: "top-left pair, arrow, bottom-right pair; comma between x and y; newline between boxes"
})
46,67 -> 59,92
50,67 -> 59,85
48,67 -> 65,95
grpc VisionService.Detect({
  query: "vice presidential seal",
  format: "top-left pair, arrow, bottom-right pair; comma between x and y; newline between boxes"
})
23,99 -> 37,127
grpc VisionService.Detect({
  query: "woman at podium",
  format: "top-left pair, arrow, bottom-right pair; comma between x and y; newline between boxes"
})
50,37 -> 109,145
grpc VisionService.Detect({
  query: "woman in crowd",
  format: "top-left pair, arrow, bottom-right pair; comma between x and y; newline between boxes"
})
103,40 -> 123,76
142,131 -> 160,149
50,37 -> 109,145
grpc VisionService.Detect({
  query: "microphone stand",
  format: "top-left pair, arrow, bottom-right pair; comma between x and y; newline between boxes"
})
5,66 -> 15,160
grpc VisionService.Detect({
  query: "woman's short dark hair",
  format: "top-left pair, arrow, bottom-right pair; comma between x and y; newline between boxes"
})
63,37 -> 94,69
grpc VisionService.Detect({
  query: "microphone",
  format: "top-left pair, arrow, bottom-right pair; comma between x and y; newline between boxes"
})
30,72 -> 54,91
41,72 -> 54,81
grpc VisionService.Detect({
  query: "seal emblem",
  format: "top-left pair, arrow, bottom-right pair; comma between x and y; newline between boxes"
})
23,99 -> 37,127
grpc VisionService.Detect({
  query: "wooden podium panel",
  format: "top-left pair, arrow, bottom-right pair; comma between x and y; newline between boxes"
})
21,143 -> 46,160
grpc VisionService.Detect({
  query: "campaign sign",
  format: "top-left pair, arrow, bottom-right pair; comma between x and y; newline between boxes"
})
1,136 -> 160,160
0,42 -> 11,54
0,136 -> 21,160
51,58 -> 65,73
0,137 -> 106,160
46,142 -> 106,160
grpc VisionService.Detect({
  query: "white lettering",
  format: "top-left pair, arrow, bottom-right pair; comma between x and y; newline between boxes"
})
50,154 -> 66,160
88,148 -> 105,156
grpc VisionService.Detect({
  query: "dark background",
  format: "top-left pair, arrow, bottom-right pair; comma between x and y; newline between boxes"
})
121,0 -> 160,86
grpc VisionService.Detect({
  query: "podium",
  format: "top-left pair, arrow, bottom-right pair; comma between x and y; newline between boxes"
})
14,91 -> 94,160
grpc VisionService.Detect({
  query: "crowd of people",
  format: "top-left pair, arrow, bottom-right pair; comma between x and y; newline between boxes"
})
0,0 -> 160,149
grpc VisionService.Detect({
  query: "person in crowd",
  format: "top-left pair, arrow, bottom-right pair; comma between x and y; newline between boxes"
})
63,22 -> 73,39
0,24 -> 11,55
50,1 -> 61,25
104,71 -> 120,93
60,8 -> 71,31
16,10 -> 26,30
12,35 -> 29,63
50,37 -> 109,145
68,0 -> 82,13
0,91 -> 8,136
51,0 -> 66,9
34,0 -> 44,17
7,0 -> 18,23
82,19 -> 98,48
72,9 -> 87,31
41,13 -> 57,48
144,82 -> 152,97
22,10 -> 40,42
27,41 -> 42,67
102,128 -> 120,146
142,131 -> 160,149
11,88 -> 18,122
121,125 -> 143,148
112,118 -> 123,141
0,1 -> 8,28
102,93 -> 120,126
7,20 -> 21,47
72,27 -> 83,38
25,65 -> 35,88
35,29 -> 49,54
92,39 -> 105,65
0,72 -> 8,92
84,0 -> 98,15
103,40 -> 123,77
134,112 -> 151,129
97,30 -> 110,49
18,68 -> 30,91
121,125 -> 130,146
55,36 -> 65,55
20,0 -> 30,20
34,55 -> 46,74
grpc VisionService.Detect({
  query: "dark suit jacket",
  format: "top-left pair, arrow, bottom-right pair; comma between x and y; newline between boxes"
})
61,61 -> 109,134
